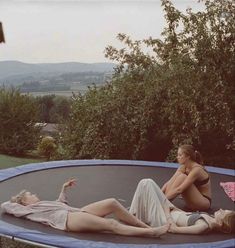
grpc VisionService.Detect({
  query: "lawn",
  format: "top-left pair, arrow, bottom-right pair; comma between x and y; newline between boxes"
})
0,154 -> 44,169
0,154 -> 45,248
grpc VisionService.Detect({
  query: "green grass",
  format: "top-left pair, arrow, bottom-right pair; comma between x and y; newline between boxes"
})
0,154 -> 44,170
0,155 -> 46,248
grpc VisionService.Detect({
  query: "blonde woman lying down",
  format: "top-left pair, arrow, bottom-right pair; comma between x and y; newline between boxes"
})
1,179 -> 169,237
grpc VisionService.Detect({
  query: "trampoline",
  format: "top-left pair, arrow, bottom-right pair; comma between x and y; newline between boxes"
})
0,160 -> 234,248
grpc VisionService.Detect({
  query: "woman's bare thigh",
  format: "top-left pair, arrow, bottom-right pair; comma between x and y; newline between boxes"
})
182,185 -> 210,210
80,198 -> 116,217
67,211 -> 113,232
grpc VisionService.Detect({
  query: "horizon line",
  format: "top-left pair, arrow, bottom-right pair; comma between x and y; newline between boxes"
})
0,59 -> 115,64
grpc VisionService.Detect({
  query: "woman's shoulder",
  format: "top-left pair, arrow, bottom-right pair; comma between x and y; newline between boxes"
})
178,164 -> 186,173
191,163 -> 206,173
186,164 -> 207,180
192,164 -> 210,177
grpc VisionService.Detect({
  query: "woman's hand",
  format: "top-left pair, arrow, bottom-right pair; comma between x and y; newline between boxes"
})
168,222 -> 179,233
57,179 -> 77,203
163,198 -> 171,218
62,178 -> 77,191
161,183 -> 168,193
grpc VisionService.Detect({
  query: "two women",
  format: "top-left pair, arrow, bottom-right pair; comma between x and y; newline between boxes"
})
130,178 -> 235,234
2,145 -> 234,236
128,144 -> 234,234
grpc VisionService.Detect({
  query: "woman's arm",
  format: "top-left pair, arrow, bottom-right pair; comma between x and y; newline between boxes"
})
57,178 -> 77,203
165,169 -> 200,199
162,199 -> 172,222
169,220 -> 209,234
161,167 -> 185,193
161,182 -> 168,193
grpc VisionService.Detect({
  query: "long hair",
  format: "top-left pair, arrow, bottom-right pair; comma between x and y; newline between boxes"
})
179,144 -> 203,165
220,211 -> 235,234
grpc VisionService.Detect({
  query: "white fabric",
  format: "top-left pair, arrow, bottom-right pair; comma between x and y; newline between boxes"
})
129,178 -> 175,227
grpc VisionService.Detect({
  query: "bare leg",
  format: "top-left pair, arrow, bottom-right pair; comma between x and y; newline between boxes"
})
165,173 -> 187,200
164,173 -> 210,210
81,198 -> 149,228
67,212 -> 169,237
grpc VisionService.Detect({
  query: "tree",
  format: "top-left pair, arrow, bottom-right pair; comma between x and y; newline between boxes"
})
152,0 -> 235,164
50,96 -> 71,123
36,95 -> 71,123
104,0 -> 235,165
59,0 -> 234,167
0,87 -> 41,155
36,95 -> 55,123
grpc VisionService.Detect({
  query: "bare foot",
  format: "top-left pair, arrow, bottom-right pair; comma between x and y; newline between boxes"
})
152,224 -> 169,237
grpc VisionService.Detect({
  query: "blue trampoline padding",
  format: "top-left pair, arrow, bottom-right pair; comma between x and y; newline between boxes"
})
0,159 -> 234,182
0,160 -> 234,248
0,219 -> 235,248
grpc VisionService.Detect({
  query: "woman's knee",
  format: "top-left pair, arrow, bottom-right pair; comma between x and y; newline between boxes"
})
106,198 -> 120,209
138,178 -> 155,187
171,173 -> 187,186
138,178 -> 161,192
177,172 -> 187,179
108,218 -> 119,232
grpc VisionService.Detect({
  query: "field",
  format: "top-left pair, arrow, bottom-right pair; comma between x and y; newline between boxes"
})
26,90 -> 84,97
23,84 -> 104,97
0,154 -> 44,169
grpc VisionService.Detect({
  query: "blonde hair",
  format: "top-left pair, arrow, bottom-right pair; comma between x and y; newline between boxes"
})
221,211 -> 235,233
11,190 -> 27,204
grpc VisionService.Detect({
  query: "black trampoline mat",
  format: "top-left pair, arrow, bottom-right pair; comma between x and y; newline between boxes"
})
0,165 -> 234,245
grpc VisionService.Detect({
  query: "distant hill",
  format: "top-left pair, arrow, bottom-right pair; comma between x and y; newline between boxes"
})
0,61 -> 116,86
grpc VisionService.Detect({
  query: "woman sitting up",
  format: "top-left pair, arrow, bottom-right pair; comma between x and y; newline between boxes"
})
161,144 -> 212,211
130,178 -> 235,234
1,179 -> 169,237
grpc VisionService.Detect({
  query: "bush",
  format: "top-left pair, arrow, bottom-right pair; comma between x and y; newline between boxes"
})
37,136 -> 57,161
0,87 -> 40,155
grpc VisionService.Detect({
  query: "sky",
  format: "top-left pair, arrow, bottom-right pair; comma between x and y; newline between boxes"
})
0,0 -> 204,64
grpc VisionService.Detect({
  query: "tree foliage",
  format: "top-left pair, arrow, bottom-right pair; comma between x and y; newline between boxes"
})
37,136 -> 57,161
36,95 -> 71,123
59,0 -> 234,167
0,87 -> 41,155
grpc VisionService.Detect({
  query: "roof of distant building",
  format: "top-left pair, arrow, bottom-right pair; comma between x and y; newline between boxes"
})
35,123 -> 59,133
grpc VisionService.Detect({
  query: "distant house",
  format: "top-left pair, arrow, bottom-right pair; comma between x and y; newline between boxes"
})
35,123 -> 59,136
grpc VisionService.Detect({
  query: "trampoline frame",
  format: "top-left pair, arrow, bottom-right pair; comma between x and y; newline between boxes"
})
0,159 -> 234,248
